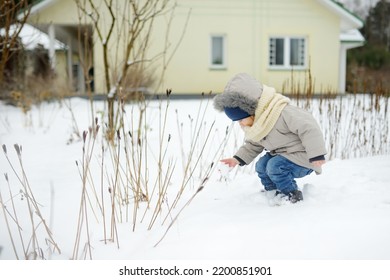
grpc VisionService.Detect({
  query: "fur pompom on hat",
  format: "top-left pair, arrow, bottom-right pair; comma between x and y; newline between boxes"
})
213,73 -> 263,117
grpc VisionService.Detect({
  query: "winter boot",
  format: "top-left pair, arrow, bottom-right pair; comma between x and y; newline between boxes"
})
288,190 -> 303,203
268,190 -> 303,206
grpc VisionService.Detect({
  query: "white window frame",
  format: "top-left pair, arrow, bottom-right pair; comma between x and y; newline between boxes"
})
269,36 -> 307,70
210,34 -> 227,69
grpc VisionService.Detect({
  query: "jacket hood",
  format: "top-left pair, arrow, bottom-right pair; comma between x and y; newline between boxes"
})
213,73 -> 263,116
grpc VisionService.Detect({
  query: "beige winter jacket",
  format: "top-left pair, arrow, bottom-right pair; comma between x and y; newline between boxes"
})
235,104 -> 327,174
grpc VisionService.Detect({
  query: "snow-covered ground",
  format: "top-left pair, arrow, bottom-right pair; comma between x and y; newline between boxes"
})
0,97 -> 389,278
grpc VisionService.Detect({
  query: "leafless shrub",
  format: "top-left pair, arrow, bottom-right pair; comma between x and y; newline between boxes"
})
291,92 -> 389,160
64,90 -> 235,257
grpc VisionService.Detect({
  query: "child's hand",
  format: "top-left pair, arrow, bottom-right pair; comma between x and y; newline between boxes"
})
217,162 -> 233,177
220,158 -> 239,168
311,160 -> 326,167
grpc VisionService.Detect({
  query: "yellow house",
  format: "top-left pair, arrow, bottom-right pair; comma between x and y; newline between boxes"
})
25,0 -> 364,95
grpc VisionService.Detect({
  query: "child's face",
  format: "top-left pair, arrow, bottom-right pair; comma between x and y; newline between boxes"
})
238,116 -> 254,128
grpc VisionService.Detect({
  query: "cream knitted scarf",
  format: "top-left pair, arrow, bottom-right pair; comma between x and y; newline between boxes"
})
244,85 -> 290,142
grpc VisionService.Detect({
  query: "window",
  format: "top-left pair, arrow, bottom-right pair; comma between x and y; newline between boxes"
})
210,35 -> 226,69
269,37 -> 306,69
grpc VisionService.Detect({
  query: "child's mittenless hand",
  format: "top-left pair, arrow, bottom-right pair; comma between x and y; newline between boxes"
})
311,160 -> 326,167
220,158 -> 240,168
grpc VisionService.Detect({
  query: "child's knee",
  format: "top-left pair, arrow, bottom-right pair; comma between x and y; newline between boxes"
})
255,157 -> 269,175
265,157 -> 284,176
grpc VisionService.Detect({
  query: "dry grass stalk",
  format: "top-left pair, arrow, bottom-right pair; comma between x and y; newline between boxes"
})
1,144 -> 60,259
0,174 -> 22,259
154,162 -> 214,247
72,121 -> 101,260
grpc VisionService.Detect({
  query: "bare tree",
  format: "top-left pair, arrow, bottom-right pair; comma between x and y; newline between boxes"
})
75,0 -> 179,139
0,0 -> 31,88
365,0 -> 390,50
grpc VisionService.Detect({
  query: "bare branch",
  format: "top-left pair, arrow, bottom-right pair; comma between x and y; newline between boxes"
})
0,0 -> 31,85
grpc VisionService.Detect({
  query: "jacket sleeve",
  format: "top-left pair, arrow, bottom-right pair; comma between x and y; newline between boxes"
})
282,107 -> 327,159
234,140 -> 264,165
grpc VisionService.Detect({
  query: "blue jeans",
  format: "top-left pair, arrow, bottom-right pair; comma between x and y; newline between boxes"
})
255,152 -> 313,194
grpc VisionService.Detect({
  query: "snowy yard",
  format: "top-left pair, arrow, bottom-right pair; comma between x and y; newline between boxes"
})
0,96 -> 390,278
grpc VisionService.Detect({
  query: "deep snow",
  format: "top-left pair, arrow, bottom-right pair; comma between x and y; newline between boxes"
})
0,97 -> 390,263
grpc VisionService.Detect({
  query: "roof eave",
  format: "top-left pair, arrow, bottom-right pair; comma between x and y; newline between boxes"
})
18,0 -> 58,20
340,28 -> 365,49
317,0 -> 364,31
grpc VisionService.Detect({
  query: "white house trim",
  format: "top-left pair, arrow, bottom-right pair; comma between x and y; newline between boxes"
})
340,29 -> 365,44
25,0 -> 58,18
316,0 -> 364,31
0,23 -> 66,50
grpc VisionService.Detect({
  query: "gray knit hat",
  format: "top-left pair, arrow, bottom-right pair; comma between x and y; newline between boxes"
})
213,73 -> 263,117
